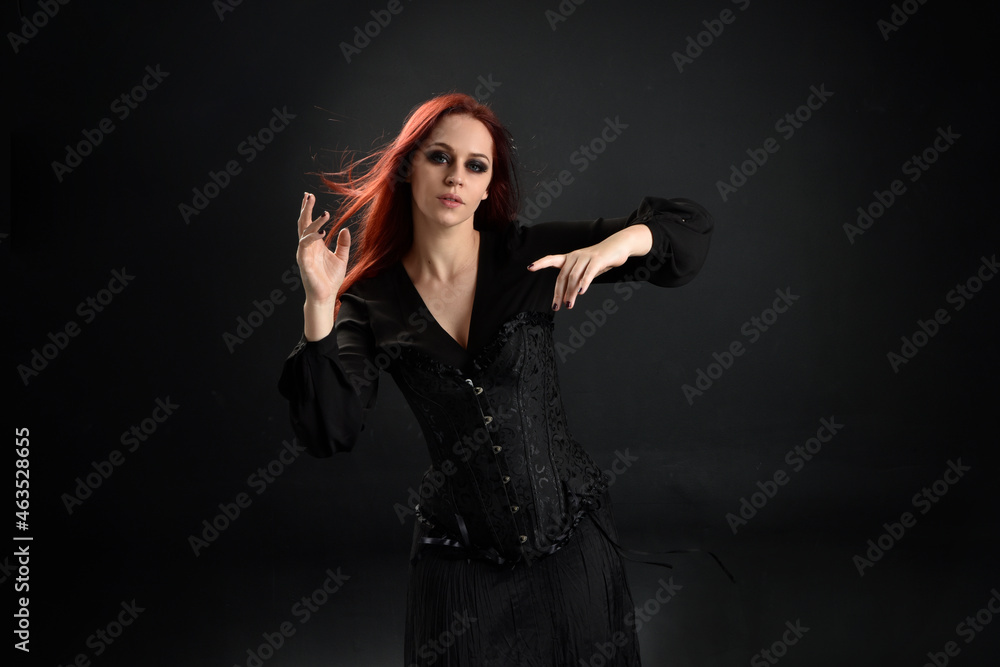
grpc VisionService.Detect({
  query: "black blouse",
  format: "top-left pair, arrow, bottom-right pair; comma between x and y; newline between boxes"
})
278,196 -> 713,565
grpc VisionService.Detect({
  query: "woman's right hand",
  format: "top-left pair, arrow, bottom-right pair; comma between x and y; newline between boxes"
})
296,192 -> 350,304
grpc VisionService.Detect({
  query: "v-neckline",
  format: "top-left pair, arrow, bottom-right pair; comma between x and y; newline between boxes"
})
398,231 -> 485,355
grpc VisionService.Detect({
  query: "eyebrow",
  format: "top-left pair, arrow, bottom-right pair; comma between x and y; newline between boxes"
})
426,142 -> 491,163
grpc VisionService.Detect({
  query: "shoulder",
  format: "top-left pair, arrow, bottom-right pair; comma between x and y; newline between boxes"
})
342,266 -> 398,301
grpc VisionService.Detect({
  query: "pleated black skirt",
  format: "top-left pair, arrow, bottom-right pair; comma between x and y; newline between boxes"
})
403,490 -> 641,666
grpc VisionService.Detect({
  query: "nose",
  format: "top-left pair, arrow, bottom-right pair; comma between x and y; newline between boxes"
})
446,167 -> 462,186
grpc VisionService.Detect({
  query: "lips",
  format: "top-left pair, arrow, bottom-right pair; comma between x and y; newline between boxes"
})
438,193 -> 464,205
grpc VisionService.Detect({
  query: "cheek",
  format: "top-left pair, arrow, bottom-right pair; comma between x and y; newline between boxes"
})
410,169 -> 435,197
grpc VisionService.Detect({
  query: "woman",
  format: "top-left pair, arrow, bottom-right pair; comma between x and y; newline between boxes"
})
278,92 -> 713,665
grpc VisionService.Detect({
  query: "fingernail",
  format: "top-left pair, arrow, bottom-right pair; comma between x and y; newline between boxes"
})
527,263 -> 534,270
552,302 -> 559,311
578,288 -> 583,294
565,301 -> 571,309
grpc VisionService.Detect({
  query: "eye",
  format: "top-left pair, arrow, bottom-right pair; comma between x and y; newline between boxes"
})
467,161 -> 488,173
428,151 -> 449,164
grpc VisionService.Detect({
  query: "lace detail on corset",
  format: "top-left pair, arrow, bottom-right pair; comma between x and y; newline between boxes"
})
473,311 -> 554,370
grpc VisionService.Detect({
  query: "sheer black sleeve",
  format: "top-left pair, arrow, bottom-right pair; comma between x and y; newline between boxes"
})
277,290 -> 378,457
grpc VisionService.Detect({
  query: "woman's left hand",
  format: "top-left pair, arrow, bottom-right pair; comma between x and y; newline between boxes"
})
528,225 -> 652,310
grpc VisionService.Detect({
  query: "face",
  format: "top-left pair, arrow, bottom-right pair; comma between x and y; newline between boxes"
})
407,113 -> 493,231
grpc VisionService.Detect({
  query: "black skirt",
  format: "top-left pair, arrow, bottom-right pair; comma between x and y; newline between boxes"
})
404,490 -> 641,666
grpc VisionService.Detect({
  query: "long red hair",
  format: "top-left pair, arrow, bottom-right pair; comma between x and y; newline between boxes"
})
319,93 -> 520,307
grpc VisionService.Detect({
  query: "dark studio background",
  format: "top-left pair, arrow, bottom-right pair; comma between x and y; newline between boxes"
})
9,0 -> 1000,665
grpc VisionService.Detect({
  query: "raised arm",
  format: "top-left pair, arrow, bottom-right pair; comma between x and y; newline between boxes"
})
277,193 -> 377,457
524,196 -> 714,309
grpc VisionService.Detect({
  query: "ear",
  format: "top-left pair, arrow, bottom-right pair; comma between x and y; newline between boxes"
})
481,189 -> 488,200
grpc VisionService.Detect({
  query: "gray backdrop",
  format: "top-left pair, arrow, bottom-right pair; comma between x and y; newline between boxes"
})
11,0 -> 999,665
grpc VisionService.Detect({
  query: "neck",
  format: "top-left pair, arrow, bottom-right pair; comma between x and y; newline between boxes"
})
405,219 -> 479,281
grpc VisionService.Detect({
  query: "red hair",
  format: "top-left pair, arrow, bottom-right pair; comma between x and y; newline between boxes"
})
319,93 -> 520,308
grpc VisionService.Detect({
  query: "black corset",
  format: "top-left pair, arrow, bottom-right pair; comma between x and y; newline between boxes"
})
393,311 -> 608,564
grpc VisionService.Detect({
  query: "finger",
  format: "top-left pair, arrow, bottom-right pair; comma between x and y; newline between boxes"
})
299,217 -> 332,248
306,210 -> 331,237
578,256 -> 610,297
553,255 -> 585,311
298,192 -> 333,237
571,259 -> 603,307
527,255 -> 565,272
297,192 -> 315,237
297,230 -> 324,250
333,227 -> 351,263
576,271 -> 594,299
561,256 -> 592,309
297,220 -> 332,250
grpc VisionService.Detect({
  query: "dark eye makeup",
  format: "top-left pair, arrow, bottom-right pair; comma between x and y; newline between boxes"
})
426,151 -> 489,173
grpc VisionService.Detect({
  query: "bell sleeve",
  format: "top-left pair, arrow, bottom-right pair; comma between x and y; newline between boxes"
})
277,290 -> 379,457
514,196 -> 714,287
